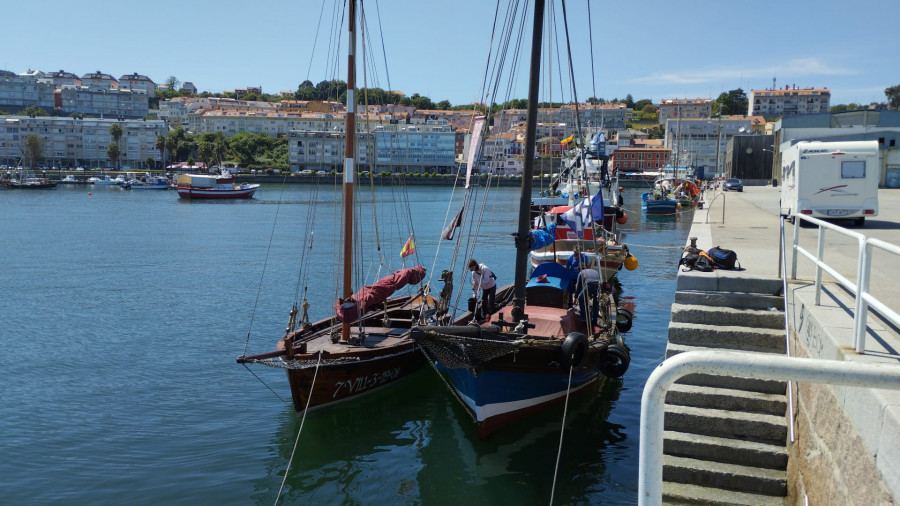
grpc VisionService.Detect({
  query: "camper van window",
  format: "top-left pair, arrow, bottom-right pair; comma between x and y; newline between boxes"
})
841,160 -> 866,179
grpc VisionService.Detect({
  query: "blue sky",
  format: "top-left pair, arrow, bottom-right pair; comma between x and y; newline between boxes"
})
4,0 -> 897,107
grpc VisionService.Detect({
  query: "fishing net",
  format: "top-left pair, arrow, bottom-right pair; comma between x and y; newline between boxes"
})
414,329 -> 522,369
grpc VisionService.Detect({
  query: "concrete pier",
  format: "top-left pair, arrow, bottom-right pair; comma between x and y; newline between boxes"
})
670,184 -> 900,504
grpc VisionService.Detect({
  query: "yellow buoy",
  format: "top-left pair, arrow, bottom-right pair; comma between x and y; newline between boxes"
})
624,255 -> 638,270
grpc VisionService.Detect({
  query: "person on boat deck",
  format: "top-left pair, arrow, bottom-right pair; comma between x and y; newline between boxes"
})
572,268 -> 602,321
566,246 -> 588,271
468,259 -> 496,315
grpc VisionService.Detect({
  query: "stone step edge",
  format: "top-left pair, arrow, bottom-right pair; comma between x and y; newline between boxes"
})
662,481 -> 785,506
663,430 -> 787,469
663,454 -> 787,496
666,383 -> 787,416
664,404 -> 787,444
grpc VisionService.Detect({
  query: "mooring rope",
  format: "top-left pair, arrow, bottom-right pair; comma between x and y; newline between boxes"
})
274,352 -> 322,506
549,360 -> 577,506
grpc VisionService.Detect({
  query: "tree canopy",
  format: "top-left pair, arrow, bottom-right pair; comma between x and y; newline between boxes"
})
713,89 -> 749,116
885,84 -> 900,110
22,134 -> 45,168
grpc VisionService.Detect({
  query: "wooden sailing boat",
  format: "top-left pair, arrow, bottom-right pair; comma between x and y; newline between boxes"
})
237,0 -> 431,412
412,0 -> 631,439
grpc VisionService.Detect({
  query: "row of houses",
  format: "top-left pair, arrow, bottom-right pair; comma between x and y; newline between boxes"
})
0,116 -> 166,169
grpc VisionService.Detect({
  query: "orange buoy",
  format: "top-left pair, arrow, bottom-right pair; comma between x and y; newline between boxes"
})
624,255 -> 638,270
616,212 -> 627,225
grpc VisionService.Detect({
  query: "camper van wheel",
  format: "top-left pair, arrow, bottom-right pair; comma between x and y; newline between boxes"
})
855,217 -> 865,227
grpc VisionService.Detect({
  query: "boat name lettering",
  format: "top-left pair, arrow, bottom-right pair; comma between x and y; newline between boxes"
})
332,368 -> 401,398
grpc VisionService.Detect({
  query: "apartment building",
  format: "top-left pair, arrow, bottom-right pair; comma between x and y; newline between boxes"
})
493,103 -> 630,134
748,86 -> 831,117
59,86 -> 149,118
119,73 -> 157,95
0,115 -> 166,168
665,116 -> 752,175
657,98 -> 713,125
0,70 -> 149,117
611,147 -> 670,172
288,121 -> 457,173
80,71 -> 119,90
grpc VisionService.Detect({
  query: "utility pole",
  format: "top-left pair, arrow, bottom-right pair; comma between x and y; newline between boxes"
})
715,114 -> 722,178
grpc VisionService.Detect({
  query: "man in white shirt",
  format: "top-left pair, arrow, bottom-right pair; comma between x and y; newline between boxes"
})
468,258 -> 496,316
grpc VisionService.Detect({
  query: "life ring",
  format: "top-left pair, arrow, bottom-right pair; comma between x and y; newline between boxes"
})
560,332 -> 589,370
599,344 -> 630,378
615,307 -> 633,332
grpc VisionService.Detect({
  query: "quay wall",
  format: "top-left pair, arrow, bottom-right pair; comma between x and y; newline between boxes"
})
677,186 -> 900,504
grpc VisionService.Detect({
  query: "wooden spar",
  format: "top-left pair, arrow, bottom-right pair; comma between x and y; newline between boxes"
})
511,0 -> 545,323
341,0 -> 357,342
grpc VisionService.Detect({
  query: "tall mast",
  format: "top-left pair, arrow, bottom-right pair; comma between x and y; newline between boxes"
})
341,0 -> 358,342
511,0 -> 545,323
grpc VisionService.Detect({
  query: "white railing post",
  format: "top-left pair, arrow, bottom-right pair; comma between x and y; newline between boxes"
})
639,351 -> 900,505
815,226 -> 825,305
791,216 -> 800,280
853,240 -> 871,353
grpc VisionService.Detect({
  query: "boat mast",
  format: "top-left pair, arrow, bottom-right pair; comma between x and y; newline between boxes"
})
511,0 -> 545,323
341,0 -> 358,342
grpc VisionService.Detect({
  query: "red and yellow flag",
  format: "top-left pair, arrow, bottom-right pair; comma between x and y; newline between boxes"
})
400,236 -> 416,258
560,133 -> 575,146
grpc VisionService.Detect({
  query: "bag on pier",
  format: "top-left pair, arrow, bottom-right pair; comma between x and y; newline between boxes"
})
707,246 -> 739,270
680,248 -> 713,272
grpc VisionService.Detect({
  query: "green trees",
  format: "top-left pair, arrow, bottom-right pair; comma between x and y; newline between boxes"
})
885,84 -> 900,110
22,134 -> 45,168
713,89 -> 749,116
228,131 -> 287,170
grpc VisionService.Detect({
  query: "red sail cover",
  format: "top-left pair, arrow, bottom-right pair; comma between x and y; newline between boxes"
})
335,266 -> 426,322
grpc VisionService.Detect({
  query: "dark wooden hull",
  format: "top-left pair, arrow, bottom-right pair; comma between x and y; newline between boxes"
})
285,339 -> 425,412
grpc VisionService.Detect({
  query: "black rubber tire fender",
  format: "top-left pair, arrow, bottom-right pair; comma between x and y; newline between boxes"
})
615,307 -> 633,333
599,344 -> 630,378
560,332 -> 589,370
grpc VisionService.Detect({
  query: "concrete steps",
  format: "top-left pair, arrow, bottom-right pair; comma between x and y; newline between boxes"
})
662,283 -> 789,503
663,481 -> 784,506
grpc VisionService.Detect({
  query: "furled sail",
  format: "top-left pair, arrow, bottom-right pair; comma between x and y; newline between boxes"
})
335,266 -> 426,322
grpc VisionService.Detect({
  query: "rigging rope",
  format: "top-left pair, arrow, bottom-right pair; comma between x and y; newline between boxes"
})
549,359 -> 578,506
274,353 -> 323,506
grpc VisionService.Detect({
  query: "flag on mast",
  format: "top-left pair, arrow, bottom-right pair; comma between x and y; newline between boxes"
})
400,236 -> 416,258
441,206 -> 465,240
465,116 -> 486,189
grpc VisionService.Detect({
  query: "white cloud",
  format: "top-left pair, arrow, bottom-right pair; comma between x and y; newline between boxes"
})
630,57 -> 854,85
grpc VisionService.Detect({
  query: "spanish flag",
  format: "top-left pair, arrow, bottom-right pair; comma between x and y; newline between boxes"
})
400,236 -> 416,258
560,133 -> 575,146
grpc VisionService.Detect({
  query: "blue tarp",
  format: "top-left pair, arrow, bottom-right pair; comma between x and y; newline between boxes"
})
529,223 -> 556,251
526,262 -> 578,292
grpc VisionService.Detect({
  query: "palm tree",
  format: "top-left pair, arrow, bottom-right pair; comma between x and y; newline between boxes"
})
165,136 -> 178,170
156,134 -> 167,170
213,139 -> 227,168
109,123 -> 123,170
106,142 -> 120,170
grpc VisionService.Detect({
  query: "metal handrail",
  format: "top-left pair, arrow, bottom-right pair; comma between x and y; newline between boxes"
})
778,216 -> 795,444
638,350 -> 900,505
790,214 -> 900,354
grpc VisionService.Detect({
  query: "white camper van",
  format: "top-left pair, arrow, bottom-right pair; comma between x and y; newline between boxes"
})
780,140 -> 880,226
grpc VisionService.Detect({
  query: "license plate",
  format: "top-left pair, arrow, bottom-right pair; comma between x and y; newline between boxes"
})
826,209 -> 850,216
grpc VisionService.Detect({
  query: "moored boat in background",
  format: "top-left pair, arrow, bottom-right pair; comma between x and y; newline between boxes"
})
176,173 -> 259,199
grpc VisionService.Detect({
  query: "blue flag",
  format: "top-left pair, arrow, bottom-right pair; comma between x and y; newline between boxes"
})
561,189 -> 604,238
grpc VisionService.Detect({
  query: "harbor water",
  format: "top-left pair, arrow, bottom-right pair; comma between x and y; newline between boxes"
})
1,183 -> 692,504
